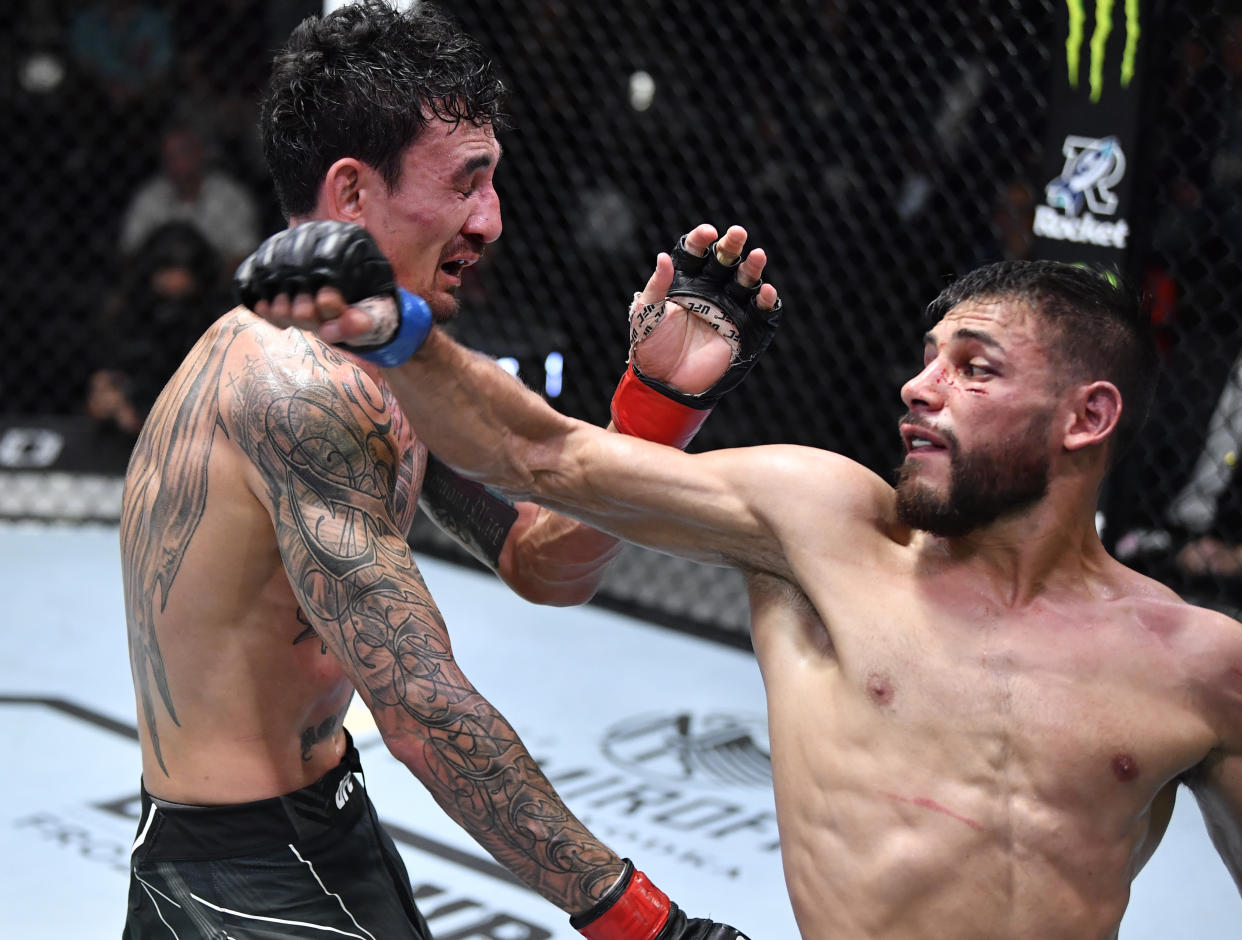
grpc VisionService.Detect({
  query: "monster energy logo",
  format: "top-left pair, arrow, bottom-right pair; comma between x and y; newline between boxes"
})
1065,0 -> 1140,102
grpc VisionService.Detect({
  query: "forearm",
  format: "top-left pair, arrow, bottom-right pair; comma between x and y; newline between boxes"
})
379,687 -> 624,911
388,327 -> 579,495
306,543 -> 625,910
286,515 -> 625,910
391,328 -> 767,567
418,450 -> 620,605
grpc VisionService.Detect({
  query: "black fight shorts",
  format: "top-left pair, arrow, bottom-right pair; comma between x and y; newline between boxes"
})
123,732 -> 431,939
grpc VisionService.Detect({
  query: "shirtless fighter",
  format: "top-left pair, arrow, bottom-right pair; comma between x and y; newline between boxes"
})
239,223 -> 1242,939
118,2 -> 762,937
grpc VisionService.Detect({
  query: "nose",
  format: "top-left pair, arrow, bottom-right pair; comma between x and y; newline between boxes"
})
900,358 -> 947,411
466,185 -> 502,244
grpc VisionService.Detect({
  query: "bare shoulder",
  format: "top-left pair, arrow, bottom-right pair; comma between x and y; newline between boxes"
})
1178,597 -> 1242,751
208,310 -> 394,447
1120,568 -> 1242,705
734,445 -> 901,545
213,308 -> 369,400
1119,564 -> 1239,636
1176,596 -> 1242,669
209,312 -> 420,522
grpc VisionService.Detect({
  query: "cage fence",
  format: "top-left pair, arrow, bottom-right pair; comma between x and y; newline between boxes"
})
5,0 -> 1242,638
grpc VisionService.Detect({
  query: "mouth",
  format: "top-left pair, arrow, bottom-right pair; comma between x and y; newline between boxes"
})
900,423 -> 950,457
438,254 -> 478,286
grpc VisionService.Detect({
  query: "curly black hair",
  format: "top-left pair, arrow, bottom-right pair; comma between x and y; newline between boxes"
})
925,259 -> 1157,461
261,0 -> 507,219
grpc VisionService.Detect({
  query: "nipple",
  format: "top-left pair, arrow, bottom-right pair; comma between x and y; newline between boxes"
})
1111,752 -> 1139,783
866,672 -> 895,707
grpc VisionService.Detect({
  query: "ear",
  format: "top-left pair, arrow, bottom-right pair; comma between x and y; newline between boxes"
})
1062,380 -> 1122,452
320,158 -> 369,222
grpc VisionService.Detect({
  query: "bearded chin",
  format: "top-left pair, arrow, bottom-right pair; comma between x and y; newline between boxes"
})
428,293 -> 460,324
895,433 -> 1051,538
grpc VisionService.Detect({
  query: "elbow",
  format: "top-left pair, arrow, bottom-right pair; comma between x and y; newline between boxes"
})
373,715 -> 435,779
497,506 -> 619,607
510,573 -> 604,608
500,546 -> 608,606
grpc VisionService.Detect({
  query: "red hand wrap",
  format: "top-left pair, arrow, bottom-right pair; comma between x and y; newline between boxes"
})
610,366 -> 711,450
576,867 -> 671,940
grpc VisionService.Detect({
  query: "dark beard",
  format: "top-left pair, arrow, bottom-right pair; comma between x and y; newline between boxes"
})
894,411 -> 1052,538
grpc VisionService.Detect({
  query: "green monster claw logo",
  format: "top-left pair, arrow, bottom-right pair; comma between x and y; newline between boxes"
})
1065,0 -> 1141,102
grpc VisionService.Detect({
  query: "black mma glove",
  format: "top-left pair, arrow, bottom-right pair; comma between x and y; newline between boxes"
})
611,235 -> 782,448
233,220 -> 432,366
570,859 -> 752,940
657,234 -> 783,405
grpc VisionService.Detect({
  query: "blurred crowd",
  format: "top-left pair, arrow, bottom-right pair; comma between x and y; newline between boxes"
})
5,0 -> 1242,612
5,0 -> 317,438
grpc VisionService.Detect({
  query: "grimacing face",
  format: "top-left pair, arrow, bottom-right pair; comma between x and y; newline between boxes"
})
360,120 -> 503,322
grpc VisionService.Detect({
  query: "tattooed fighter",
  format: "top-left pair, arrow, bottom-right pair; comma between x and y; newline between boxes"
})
118,3 -> 768,938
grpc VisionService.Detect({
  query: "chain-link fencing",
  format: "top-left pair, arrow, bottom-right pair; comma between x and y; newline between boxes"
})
4,0 -> 1241,640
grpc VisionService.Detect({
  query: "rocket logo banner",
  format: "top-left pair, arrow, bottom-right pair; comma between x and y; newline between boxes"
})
1031,0 -> 1153,267
1035,134 -> 1131,250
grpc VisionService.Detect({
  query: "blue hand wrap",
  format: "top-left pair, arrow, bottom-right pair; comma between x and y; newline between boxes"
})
358,289 -> 433,367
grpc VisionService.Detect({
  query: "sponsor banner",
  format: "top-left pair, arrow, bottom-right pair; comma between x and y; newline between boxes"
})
0,416 -> 132,475
1032,0 -> 1155,268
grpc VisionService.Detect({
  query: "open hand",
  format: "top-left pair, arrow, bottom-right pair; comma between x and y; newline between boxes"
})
630,223 -> 780,395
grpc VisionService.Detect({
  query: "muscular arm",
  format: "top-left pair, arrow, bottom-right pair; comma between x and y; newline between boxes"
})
221,331 -> 624,911
385,327 -> 863,576
1187,751 -> 1242,892
236,221 -> 783,606
419,453 -> 622,606
1187,625 -> 1242,893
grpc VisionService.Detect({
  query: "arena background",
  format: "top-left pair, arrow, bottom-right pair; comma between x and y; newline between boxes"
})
3,0 -> 1242,936
6,0 -> 1242,636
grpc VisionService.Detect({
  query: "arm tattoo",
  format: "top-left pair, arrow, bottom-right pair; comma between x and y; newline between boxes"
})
418,453 -> 518,570
219,334 -> 621,909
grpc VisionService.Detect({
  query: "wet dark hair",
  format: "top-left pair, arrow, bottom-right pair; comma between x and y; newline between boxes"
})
261,0 -> 507,219
925,259 -> 1157,461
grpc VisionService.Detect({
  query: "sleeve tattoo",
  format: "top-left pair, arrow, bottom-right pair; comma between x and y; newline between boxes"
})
221,336 -> 622,908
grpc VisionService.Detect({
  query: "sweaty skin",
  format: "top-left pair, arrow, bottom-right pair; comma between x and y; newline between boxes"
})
362,291 -> 1242,939
119,312 -> 622,909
